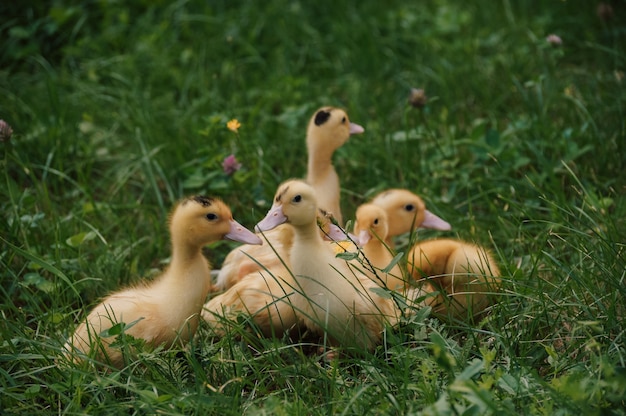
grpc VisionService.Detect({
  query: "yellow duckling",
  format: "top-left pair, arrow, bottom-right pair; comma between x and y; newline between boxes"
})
352,203 -> 404,290
407,239 -> 501,321
345,203 -> 432,314
370,189 -> 500,320
202,209 -> 347,337
256,180 -> 399,352
64,196 -> 261,368
306,106 -> 364,226
214,106 -> 363,291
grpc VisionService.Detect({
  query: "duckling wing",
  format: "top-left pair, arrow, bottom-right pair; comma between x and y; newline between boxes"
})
203,266 -> 298,337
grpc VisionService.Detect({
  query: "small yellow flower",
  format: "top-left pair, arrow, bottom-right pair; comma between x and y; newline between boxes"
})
227,119 -> 241,133
331,240 -> 358,255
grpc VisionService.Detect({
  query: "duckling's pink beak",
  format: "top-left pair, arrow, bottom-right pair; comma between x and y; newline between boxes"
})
225,220 -> 263,245
357,229 -> 372,246
420,210 -> 451,231
255,204 -> 287,232
349,122 -> 364,135
323,224 -> 350,241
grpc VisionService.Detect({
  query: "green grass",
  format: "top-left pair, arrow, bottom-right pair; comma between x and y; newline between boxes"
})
1,0 -> 625,414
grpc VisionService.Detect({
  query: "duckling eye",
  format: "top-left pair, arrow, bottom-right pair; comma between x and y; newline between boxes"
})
293,195 -> 302,203
404,204 -> 415,212
341,116 -> 346,123
373,218 -> 379,225
206,213 -> 218,221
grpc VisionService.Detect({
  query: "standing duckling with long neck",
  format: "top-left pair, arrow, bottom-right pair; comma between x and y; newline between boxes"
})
306,107 -> 364,226
64,196 -> 261,368
256,180 -> 399,353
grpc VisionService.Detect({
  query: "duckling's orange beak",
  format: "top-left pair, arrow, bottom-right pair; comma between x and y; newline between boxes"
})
225,219 -> 263,245
349,122 -> 364,135
255,204 -> 287,232
421,210 -> 451,231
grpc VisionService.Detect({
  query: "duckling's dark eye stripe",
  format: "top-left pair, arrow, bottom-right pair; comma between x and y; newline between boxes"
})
193,195 -> 214,207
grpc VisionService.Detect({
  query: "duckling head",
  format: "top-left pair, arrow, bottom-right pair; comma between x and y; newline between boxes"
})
306,107 -> 364,154
371,189 -> 451,237
354,203 -> 390,246
171,196 -> 262,247
256,180 -> 318,231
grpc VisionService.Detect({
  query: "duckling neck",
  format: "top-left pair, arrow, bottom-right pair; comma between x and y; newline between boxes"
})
306,156 -> 342,224
362,243 -> 386,264
292,222 -> 325,245
363,240 -> 390,268
145,242 -> 211,342
163,243 -> 212,297
307,150 -> 336,185
169,244 -> 206,269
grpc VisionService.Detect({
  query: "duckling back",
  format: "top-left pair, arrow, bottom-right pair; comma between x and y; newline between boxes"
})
407,239 -> 501,321
203,263 -> 298,338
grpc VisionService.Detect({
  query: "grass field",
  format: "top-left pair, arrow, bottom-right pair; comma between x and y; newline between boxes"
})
1,1 -> 625,414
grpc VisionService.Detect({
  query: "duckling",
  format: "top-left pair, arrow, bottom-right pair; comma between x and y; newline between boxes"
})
344,203 -> 433,313
369,189 -> 500,319
370,189 -> 451,248
64,196 -> 262,368
202,209 -> 347,337
256,180 -> 399,352
352,203 -> 404,290
214,106 -> 363,291
306,106 -> 364,226
407,239 -> 501,321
